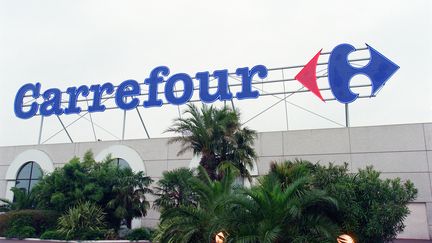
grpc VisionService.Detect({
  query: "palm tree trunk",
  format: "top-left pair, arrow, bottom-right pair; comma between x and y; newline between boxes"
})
200,153 -> 218,180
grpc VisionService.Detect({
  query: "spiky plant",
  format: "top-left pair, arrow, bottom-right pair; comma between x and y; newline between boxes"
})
166,104 -> 257,181
58,201 -> 106,239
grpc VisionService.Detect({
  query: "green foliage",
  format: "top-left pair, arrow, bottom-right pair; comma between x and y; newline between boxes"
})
0,187 -> 36,212
0,210 -> 59,237
221,171 -> 339,243
32,152 -> 104,212
167,104 -> 257,180
58,201 -> 106,240
0,214 -> 10,235
271,160 -> 418,243
154,159 -> 417,242
107,169 -> 153,228
154,165 -> 239,242
153,167 -> 198,212
40,230 -> 65,240
32,150 -> 153,229
5,225 -> 36,239
126,227 -> 153,241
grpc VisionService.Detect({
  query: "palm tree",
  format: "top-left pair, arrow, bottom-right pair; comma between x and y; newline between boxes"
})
0,187 -> 36,212
154,165 -> 238,243
153,167 -> 198,212
166,104 -> 257,181
267,159 -> 315,190
107,169 -> 153,229
220,174 -> 340,243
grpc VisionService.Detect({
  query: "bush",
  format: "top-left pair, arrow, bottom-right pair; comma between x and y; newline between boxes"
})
269,160 -> 418,242
126,227 -> 153,241
32,151 -> 153,230
5,225 -> 35,239
80,229 -> 107,240
58,201 -> 107,240
40,230 -> 65,240
104,229 -> 118,240
0,210 -> 59,237
0,213 -> 11,235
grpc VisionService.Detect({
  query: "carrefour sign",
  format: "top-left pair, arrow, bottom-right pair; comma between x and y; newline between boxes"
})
14,43 -> 399,119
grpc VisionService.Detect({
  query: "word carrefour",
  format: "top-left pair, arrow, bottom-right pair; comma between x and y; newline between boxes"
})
14,43 -> 399,119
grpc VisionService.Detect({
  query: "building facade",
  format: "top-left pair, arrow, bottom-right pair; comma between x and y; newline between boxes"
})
0,123 -> 431,239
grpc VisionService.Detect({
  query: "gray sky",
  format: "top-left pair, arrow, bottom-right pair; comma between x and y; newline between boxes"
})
0,0 -> 431,146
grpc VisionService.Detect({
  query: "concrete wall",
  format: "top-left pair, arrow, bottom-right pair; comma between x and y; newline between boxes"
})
0,123 -> 431,239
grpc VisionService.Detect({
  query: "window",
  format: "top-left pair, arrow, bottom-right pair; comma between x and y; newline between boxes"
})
15,161 -> 42,193
112,158 -> 130,169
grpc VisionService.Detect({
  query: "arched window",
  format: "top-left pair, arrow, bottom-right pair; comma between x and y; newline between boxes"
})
15,161 -> 42,193
112,158 -> 130,169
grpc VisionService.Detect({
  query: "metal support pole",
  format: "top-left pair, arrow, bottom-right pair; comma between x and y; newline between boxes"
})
38,116 -> 44,144
136,108 -> 150,139
56,116 -> 73,143
86,99 -> 97,141
230,99 -> 236,111
227,78 -> 235,110
122,110 -> 126,140
174,85 -> 182,119
345,104 -> 350,127
282,69 -> 289,130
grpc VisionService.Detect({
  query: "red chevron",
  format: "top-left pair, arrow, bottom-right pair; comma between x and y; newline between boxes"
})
294,49 -> 324,101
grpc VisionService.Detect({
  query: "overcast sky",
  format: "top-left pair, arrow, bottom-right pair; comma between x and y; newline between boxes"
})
0,0 -> 431,146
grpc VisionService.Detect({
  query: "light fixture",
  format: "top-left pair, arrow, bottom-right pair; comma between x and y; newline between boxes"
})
337,234 -> 355,243
215,232 -> 225,243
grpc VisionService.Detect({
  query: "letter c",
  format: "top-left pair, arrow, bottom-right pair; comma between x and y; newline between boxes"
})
14,83 -> 41,119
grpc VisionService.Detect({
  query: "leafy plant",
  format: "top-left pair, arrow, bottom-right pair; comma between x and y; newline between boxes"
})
107,169 -> 153,229
5,225 -> 35,239
167,104 -> 257,180
31,151 -> 153,229
154,165 -> 239,242
40,230 -> 65,240
0,210 -> 59,237
271,160 -> 418,243
57,201 -> 106,240
153,167 -> 198,212
221,172 -> 339,243
126,227 -> 153,241
0,187 -> 36,212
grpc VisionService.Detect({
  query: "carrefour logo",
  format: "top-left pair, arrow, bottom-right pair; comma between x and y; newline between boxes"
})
14,43 -> 399,119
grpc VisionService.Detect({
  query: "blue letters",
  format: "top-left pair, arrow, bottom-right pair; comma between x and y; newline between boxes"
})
235,65 -> 268,99
64,85 -> 89,115
165,73 -> 194,105
40,88 -> 64,116
14,83 -> 41,119
88,83 -> 115,112
144,66 -> 169,107
115,80 -> 140,110
196,70 -> 233,103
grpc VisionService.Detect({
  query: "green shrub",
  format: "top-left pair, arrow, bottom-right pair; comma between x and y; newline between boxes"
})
0,213 -> 11,235
80,229 -> 107,240
269,160 -> 418,242
0,210 -> 59,237
5,225 -> 36,239
58,201 -> 107,240
104,229 -> 118,240
32,151 -> 153,230
40,229 -> 107,241
126,227 -> 152,241
40,230 -> 66,240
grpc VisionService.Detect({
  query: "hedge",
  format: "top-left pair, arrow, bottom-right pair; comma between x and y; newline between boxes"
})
0,210 -> 60,237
